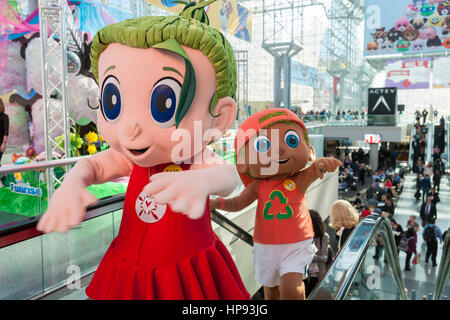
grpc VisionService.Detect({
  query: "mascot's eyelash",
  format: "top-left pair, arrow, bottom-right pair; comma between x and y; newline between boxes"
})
87,98 -> 100,110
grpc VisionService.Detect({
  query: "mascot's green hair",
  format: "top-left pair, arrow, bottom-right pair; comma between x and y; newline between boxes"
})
90,0 -> 237,127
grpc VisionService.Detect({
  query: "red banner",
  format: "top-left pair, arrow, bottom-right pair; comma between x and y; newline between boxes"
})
401,60 -> 429,69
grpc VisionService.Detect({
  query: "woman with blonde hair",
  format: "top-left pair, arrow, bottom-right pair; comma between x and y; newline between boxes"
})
329,200 -> 360,251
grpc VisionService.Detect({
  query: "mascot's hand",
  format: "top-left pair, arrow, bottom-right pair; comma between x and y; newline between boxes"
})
143,170 -> 210,220
36,183 -> 98,233
314,158 -> 343,179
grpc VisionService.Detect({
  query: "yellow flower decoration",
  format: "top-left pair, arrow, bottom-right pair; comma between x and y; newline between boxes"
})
87,144 -> 97,155
99,135 -> 105,142
85,131 -> 99,144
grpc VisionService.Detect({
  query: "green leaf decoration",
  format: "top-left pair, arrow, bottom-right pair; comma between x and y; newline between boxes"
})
76,117 -> 92,126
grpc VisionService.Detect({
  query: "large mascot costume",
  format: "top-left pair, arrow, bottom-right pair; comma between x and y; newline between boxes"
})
37,0 -> 249,300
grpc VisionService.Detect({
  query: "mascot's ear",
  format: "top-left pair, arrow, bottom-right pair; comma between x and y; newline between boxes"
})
211,97 -> 237,136
308,145 -> 317,162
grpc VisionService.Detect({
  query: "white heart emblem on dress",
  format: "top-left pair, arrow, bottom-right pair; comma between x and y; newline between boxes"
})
135,190 -> 167,223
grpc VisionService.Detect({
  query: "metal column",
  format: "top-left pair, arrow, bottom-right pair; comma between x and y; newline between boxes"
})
38,0 -> 83,199
235,50 -> 249,120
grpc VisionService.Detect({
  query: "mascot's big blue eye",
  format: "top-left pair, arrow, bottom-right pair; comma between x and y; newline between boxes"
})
101,76 -> 122,122
253,136 -> 271,153
150,77 -> 181,128
285,130 -> 300,148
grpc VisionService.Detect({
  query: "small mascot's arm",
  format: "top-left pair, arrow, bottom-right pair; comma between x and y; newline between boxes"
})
295,157 -> 343,194
210,180 -> 259,212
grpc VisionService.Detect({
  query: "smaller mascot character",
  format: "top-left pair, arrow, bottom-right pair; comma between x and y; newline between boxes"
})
211,109 -> 342,300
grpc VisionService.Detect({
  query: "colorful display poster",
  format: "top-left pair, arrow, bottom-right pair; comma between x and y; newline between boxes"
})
364,0 -> 450,57
291,61 -> 319,87
385,58 -> 430,89
433,56 -> 450,88
146,0 -> 252,42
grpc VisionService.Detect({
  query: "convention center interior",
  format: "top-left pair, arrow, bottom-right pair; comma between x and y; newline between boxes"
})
0,0 -> 449,301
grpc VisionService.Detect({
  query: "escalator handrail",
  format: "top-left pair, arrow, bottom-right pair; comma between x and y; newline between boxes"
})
211,209 -> 253,246
0,194 -> 125,249
426,123 -> 434,164
0,197 -> 253,249
308,213 -> 408,300
445,120 -> 449,169
409,124 -> 416,168
432,231 -> 450,300
0,156 -> 90,175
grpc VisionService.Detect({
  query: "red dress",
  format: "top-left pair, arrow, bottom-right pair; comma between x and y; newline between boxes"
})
86,163 -> 250,300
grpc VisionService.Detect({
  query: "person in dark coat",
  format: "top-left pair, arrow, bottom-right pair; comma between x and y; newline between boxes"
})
422,109 -> 428,125
420,174 -> 431,204
433,170 -> 441,193
390,219 -> 404,255
423,218 -> 443,267
420,195 -> 437,227
404,227 -> 417,271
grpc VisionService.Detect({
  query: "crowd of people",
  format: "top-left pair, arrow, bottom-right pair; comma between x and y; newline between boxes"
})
287,112 -> 449,297
331,117 -> 448,275
294,109 -> 366,123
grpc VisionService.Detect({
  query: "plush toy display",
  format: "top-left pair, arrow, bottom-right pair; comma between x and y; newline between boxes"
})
37,0 -> 249,300
210,108 -> 342,300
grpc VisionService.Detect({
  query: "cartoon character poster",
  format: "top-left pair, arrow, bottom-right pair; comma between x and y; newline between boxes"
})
146,0 -> 252,42
432,56 -> 450,87
385,58 -> 431,89
364,0 -> 450,57
291,61 -> 319,87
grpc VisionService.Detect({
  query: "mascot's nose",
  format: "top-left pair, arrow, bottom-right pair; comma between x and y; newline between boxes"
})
124,121 -> 142,141
278,146 -> 288,158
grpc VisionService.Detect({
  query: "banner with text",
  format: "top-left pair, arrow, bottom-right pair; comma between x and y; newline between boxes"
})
385,58 -> 430,89
146,0 -> 252,42
364,0 -> 450,57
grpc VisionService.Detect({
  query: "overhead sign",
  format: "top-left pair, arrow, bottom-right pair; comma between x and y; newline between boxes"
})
368,87 -> 397,126
368,88 -> 397,115
385,58 -> 431,89
365,134 -> 381,144
364,0 -> 450,57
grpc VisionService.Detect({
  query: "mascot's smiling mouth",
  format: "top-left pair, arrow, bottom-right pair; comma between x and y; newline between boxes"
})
129,147 -> 150,156
275,158 -> 290,164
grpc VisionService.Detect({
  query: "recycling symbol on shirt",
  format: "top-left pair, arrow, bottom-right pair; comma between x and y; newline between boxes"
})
263,190 -> 293,220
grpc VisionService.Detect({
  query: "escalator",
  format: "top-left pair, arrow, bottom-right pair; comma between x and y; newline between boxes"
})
443,120 -> 449,169
308,214 -> 408,300
425,123 -> 434,164
308,214 -> 450,300
408,124 -> 416,169
433,231 -> 450,300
